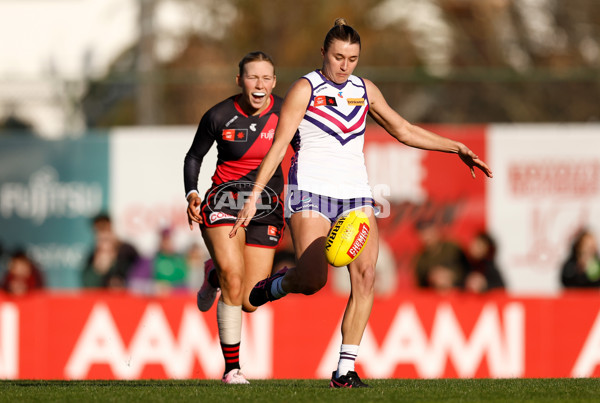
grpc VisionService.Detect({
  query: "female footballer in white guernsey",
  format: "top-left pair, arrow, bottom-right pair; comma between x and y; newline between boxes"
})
230,19 -> 493,388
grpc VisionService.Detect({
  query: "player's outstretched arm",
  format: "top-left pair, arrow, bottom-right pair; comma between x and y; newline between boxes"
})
365,79 -> 492,179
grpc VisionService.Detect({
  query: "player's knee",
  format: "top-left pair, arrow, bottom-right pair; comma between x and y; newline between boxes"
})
352,262 -> 376,294
220,272 -> 244,299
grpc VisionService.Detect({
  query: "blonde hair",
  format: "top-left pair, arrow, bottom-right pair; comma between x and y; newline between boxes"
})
238,51 -> 275,76
334,17 -> 348,26
323,18 -> 361,52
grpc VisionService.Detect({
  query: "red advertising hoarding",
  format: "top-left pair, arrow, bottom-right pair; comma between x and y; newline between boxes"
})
2,290 -> 600,380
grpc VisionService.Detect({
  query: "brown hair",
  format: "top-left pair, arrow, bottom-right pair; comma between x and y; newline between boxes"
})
323,18 -> 361,52
238,51 -> 275,76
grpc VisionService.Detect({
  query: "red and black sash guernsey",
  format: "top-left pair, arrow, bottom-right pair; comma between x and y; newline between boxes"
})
184,94 -> 284,197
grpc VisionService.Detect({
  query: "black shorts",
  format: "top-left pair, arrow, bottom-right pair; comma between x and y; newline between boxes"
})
200,183 -> 284,248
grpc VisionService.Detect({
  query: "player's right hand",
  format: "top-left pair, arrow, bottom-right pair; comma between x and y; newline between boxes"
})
229,202 -> 257,238
187,195 -> 203,230
457,144 -> 493,179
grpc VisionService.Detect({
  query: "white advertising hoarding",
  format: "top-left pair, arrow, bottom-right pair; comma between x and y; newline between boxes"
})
488,124 -> 600,294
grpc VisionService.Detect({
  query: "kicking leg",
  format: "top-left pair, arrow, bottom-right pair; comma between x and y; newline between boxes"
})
249,212 -> 331,306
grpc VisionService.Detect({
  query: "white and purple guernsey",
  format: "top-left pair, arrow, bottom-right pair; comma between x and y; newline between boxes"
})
288,70 -> 372,199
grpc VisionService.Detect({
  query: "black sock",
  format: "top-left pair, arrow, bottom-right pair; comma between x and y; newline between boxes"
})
221,342 -> 241,374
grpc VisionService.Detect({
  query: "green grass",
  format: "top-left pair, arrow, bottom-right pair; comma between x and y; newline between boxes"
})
1,378 -> 600,402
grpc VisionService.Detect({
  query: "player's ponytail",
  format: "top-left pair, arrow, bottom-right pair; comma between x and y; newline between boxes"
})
323,18 -> 361,52
334,17 -> 348,27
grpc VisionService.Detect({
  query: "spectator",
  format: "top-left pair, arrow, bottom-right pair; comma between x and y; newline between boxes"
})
464,232 -> 505,293
0,240 -> 6,275
81,213 -> 139,288
152,228 -> 188,295
414,219 -> 470,292
561,228 -> 600,288
1,250 -> 44,295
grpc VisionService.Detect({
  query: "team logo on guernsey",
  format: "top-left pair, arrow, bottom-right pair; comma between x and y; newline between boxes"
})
347,98 -> 365,106
314,96 -> 337,107
260,129 -> 274,140
222,129 -> 248,142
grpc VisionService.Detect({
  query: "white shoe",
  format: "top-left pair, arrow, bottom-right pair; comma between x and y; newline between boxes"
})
221,369 -> 250,384
196,259 -> 219,312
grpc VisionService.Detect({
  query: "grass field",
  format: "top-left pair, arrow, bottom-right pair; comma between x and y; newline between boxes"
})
2,378 -> 600,402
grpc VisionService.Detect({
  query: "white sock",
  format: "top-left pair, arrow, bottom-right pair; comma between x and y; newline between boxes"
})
270,277 -> 288,299
336,344 -> 359,377
216,300 -> 242,344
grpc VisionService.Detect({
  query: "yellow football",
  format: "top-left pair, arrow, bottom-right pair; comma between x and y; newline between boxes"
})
325,210 -> 371,267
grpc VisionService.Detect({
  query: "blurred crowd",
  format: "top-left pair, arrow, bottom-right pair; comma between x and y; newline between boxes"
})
0,213 -> 210,297
80,213 -> 209,296
1,212 -> 599,297
413,219 -> 505,294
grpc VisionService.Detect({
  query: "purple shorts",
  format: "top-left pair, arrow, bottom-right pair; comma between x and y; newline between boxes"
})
285,189 -> 375,223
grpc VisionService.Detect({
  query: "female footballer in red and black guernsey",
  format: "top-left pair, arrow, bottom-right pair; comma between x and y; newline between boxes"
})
184,51 -> 284,385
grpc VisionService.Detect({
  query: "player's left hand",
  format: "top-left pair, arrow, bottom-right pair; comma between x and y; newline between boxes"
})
458,145 -> 493,179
